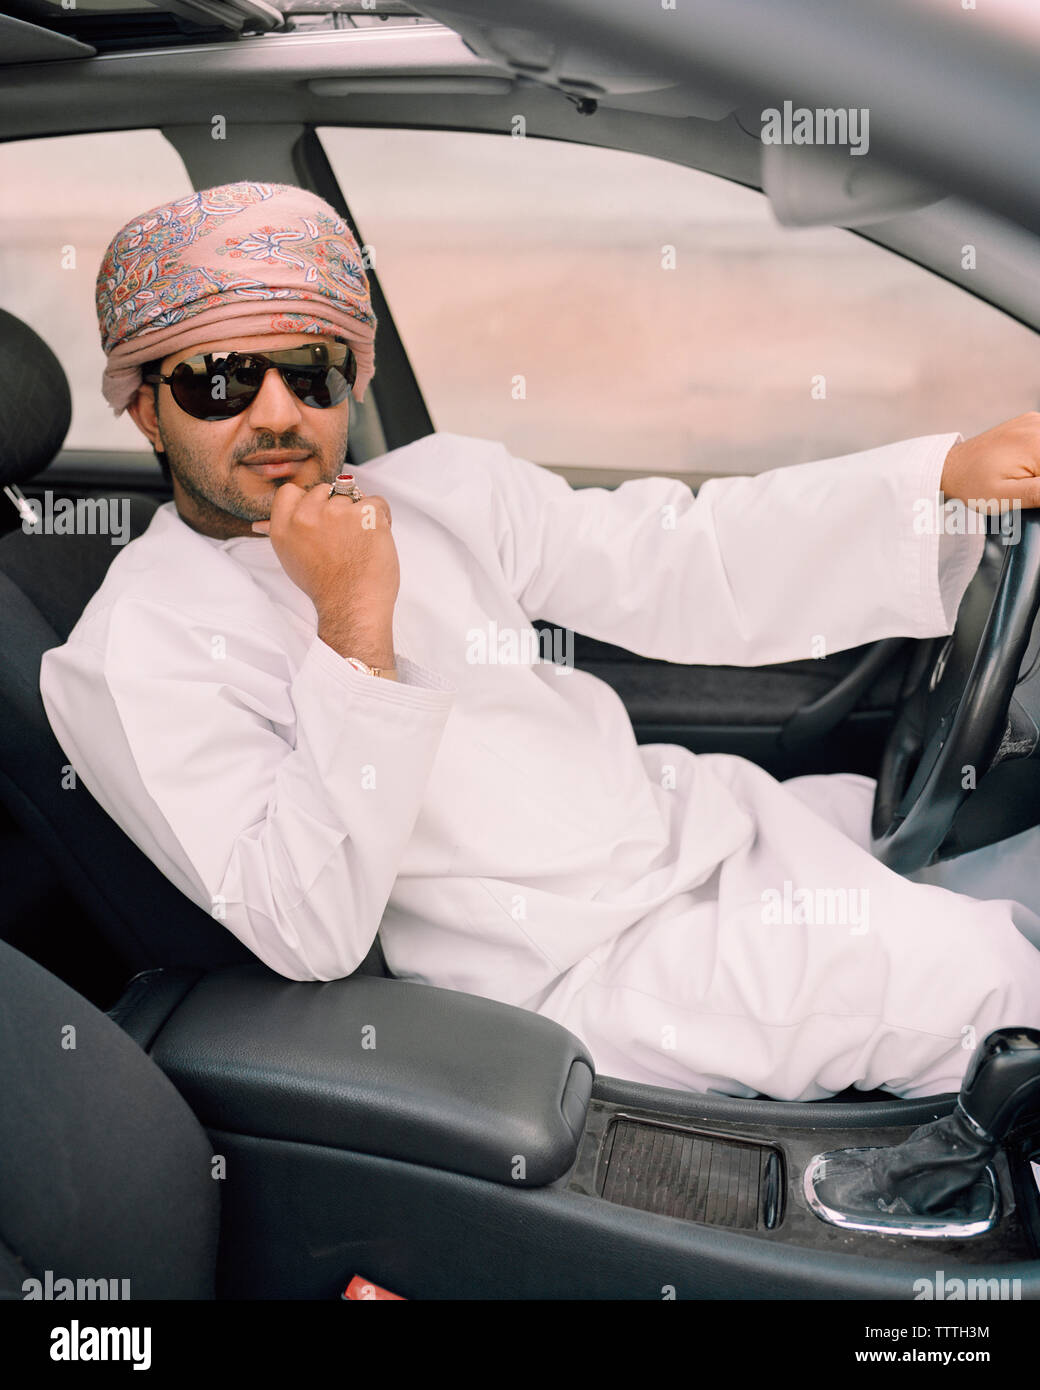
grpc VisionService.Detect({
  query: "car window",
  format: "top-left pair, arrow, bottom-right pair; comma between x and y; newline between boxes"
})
0,130 -> 193,452
319,126 -> 1040,481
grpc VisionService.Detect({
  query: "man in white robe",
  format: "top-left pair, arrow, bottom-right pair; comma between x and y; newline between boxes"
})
38,181 -> 1040,1102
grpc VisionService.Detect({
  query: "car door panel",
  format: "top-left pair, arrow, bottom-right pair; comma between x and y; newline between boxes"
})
534,621 -> 912,779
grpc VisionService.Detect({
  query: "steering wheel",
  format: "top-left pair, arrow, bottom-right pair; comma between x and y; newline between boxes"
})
871,510 -> 1040,874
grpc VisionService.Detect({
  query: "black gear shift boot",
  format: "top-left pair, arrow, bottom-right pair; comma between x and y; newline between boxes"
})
806,1108 -> 998,1234
851,1107 -> 995,1215
806,1029 -> 1040,1237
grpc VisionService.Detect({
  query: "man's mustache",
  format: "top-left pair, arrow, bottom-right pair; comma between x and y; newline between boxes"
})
234,433 -> 320,463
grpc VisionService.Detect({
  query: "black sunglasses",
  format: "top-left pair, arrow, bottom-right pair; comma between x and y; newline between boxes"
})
144,341 -> 357,421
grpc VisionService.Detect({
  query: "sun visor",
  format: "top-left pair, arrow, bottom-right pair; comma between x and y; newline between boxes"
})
758,121 -> 945,228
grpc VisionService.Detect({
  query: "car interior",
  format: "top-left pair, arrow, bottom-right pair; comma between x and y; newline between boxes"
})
2,0 -> 1040,1300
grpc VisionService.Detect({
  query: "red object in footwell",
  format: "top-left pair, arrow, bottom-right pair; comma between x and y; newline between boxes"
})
342,1274 -> 405,1301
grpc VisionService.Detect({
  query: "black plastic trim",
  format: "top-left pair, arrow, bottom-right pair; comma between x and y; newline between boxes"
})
292,125 -> 435,451
590,1071 -> 960,1131
106,965 -> 205,1051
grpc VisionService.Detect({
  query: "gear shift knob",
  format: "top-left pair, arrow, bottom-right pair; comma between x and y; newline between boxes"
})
959,1026 -> 1040,1141
804,1026 -> 1040,1234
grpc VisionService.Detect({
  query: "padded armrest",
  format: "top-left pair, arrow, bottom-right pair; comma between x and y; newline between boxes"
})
125,964 -> 595,1187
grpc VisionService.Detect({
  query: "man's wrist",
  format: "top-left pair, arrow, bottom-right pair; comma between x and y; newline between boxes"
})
939,438 -> 961,501
316,614 -> 395,669
343,656 -> 398,681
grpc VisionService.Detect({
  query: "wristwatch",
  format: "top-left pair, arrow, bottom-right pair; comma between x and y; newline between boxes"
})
344,656 -> 397,679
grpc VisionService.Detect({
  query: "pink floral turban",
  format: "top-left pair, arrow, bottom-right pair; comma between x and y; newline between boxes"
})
96,181 -> 377,415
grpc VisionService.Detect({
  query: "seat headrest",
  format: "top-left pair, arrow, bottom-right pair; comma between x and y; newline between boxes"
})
0,309 -> 71,489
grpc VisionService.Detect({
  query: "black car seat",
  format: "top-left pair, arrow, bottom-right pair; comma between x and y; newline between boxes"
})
0,934 -> 219,1299
0,309 -> 388,979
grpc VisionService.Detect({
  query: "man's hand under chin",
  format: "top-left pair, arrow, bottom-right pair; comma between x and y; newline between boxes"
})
251,478 -> 400,674
942,412 -> 1040,516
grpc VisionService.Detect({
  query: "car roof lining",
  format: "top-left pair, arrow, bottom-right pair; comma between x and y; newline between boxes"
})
412,0 -> 1040,237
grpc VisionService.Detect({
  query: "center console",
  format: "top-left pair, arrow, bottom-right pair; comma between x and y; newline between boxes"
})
568,1092 -> 1038,1262
110,964 -> 1040,1299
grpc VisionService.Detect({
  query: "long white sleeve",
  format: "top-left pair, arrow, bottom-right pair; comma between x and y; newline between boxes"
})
41,598 -> 455,981
484,433 -> 986,666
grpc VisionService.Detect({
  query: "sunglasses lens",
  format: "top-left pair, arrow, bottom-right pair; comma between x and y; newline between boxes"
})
290,365 -> 352,409
169,359 -> 247,421
167,345 -> 357,421
277,344 -> 356,409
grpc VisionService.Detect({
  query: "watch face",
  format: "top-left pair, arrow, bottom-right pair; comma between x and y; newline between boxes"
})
345,657 -> 371,675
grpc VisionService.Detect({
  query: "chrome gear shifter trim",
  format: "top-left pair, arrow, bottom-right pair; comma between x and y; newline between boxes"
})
804,1147 -> 1000,1238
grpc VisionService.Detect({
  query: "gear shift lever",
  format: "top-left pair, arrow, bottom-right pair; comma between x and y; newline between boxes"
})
804,1027 -> 1040,1237
959,1028 -> 1040,1140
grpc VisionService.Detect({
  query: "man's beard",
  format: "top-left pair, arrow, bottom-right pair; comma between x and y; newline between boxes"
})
161,429 -> 347,527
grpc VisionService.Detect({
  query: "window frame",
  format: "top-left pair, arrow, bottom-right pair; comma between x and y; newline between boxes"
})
4,118 -> 1037,486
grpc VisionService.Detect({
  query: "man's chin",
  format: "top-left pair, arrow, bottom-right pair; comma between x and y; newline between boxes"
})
169,453 -> 340,531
